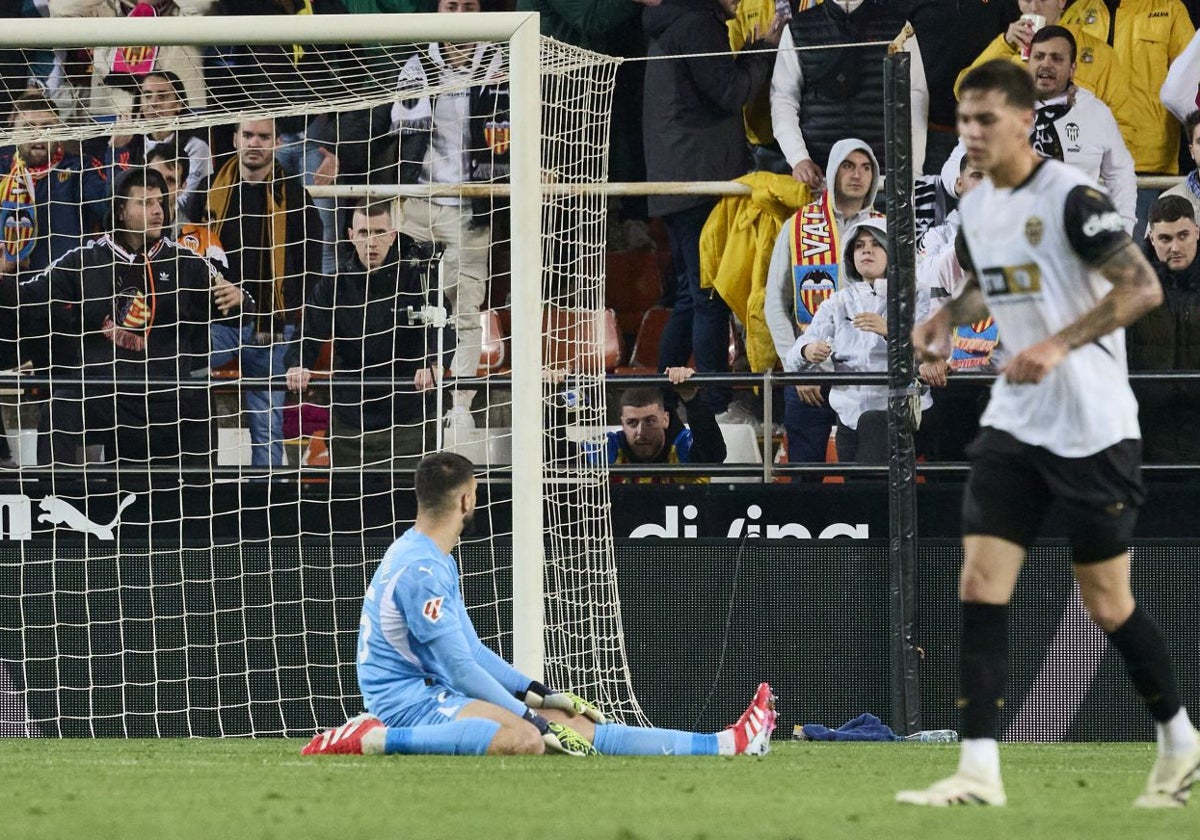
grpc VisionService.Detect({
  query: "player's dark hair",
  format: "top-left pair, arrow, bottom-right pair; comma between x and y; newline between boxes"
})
145,141 -> 190,183
959,59 -> 1036,111
619,387 -> 666,412
1185,110 -> 1200,147
415,452 -> 475,514
1149,195 -> 1196,226
1031,25 -> 1077,64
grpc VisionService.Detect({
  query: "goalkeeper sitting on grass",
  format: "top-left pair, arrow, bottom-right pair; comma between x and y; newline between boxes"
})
303,452 -> 776,758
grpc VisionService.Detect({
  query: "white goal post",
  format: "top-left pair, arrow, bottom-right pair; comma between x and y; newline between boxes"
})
0,13 -> 645,733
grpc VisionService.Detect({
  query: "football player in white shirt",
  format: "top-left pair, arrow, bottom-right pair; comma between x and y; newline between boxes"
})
897,59 -> 1200,809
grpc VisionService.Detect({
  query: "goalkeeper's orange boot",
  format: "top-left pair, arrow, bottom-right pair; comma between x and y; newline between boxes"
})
728,682 -> 777,755
301,713 -> 386,756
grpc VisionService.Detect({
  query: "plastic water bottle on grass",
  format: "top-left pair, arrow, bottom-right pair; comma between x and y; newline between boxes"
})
904,729 -> 959,743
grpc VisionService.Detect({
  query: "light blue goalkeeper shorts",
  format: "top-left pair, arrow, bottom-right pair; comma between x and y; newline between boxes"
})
368,680 -> 474,728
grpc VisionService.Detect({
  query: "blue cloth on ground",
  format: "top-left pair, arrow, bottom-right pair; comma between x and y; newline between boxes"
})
801,713 -> 901,742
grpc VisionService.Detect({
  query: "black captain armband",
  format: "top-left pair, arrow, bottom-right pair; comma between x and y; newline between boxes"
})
1064,185 -> 1132,266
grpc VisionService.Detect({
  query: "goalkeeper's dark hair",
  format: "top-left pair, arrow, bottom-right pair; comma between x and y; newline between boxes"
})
619,387 -> 666,412
415,452 -> 476,514
958,59 -> 1035,111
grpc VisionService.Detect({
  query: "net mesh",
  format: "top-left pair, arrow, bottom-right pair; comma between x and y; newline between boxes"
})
0,24 -> 646,736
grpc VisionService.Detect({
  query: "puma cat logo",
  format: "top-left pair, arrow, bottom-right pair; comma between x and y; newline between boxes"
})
37,494 -> 137,540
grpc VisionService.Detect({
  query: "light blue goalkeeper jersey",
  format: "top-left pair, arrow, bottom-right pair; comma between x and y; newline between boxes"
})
357,528 -> 471,720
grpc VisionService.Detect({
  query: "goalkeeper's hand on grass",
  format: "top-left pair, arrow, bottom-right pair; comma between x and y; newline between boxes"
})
522,708 -> 599,756
524,681 -> 607,724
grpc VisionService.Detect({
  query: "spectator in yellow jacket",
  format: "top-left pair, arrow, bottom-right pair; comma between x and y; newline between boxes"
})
955,0 -> 1157,172
729,0 -> 788,172
1061,0 -> 1194,174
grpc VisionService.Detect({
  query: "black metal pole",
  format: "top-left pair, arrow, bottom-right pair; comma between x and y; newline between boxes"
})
884,48 -> 922,735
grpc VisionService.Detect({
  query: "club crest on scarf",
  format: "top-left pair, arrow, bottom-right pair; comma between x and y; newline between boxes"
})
795,268 -> 837,323
115,286 -> 151,331
0,164 -> 37,263
788,192 -> 842,327
483,120 -> 510,156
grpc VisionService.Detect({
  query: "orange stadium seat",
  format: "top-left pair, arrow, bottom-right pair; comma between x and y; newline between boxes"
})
615,306 -> 670,376
477,309 -> 508,375
606,249 -> 662,342
542,306 -> 625,373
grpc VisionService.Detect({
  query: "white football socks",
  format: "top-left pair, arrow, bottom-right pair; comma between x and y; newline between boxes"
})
958,737 -> 1002,784
1157,707 -> 1197,756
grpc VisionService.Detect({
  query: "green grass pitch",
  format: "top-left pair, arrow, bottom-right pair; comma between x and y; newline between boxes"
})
1,739 -> 1195,840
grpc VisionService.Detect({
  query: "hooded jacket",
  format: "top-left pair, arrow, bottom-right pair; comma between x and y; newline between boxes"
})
764,139 -> 882,365
786,217 -> 931,429
642,0 -> 775,217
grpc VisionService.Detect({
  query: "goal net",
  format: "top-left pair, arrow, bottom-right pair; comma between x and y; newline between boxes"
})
0,13 -> 646,737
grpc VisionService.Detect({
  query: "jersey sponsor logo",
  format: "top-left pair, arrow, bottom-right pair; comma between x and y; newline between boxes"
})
1082,211 -> 1123,238
980,263 -> 1041,297
1080,47 -> 1094,64
1025,216 -> 1044,246
422,596 -> 444,623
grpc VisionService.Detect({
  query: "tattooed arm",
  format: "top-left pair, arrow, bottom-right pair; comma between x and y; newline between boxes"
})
1053,241 -> 1162,350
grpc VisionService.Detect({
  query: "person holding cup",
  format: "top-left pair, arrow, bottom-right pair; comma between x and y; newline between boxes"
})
954,0 -> 1155,174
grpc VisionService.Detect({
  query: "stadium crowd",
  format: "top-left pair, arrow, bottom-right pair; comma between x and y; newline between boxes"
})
1,0 -> 1200,472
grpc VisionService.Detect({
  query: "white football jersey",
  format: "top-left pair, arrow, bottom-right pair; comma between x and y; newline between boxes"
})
957,159 -> 1139,457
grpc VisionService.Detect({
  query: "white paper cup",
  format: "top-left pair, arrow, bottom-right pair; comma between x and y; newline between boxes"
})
1020,13 -> 1047,60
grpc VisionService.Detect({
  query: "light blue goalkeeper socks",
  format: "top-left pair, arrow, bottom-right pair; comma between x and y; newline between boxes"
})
593,723 -> 718,756
383,718 -> 500,755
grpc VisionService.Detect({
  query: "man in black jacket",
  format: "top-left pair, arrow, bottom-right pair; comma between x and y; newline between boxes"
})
1128,194 -> 1200,462
642,0 -> 784,419
0,166 -> 245,466
284,199 -> 442,469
